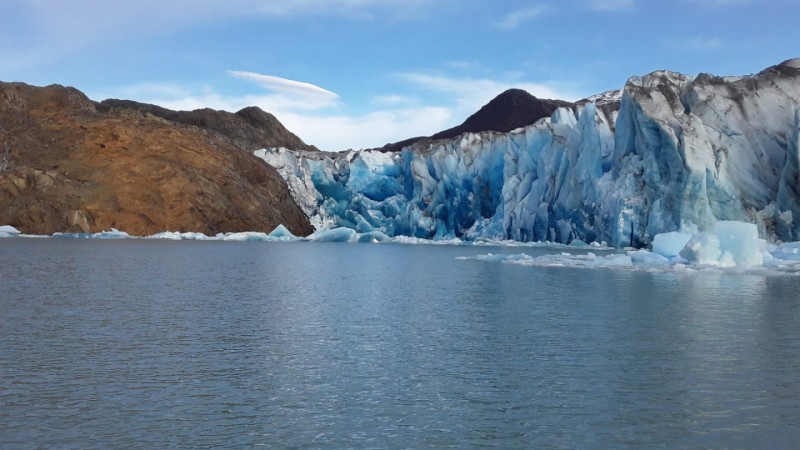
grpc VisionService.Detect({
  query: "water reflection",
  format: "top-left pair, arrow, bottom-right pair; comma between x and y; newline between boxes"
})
1,240 -> 799,448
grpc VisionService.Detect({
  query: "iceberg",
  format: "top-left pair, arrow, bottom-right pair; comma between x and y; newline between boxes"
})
458,251 -> 634,268
309,227 -> 358,242
676,221 -> 765,267
356,230 -> 393,243
91,229 -> 131,239
462,220 -> 800,273
265,224 -> 301,242
218,232 -> 271,241
257,59 -> 800,248
0,225 -> 21,238
147,231 -> 210,240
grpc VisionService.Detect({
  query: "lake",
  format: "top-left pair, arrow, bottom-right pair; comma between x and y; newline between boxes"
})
1,239 -> 799,448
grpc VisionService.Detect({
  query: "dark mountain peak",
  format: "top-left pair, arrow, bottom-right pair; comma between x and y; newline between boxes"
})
236,106 -> 275,126
492,88 -> 539,106
430,89 -> 574,141
378,88 -> 574,151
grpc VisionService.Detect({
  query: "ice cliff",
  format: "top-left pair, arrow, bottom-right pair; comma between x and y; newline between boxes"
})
256,59 -> 800,247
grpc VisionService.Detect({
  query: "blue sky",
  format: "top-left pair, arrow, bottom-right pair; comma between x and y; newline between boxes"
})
1,0 -> 797,151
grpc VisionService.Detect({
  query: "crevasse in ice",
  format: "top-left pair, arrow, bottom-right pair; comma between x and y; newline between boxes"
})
256,60 -> 800,247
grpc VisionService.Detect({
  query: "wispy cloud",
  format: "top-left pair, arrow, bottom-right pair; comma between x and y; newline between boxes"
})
493,6 -> 549,29
584,0 -> 634,11
665,37 -> 724,51
228,71 -> 340,107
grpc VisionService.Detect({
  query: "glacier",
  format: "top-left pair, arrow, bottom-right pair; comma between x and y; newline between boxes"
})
256,59 -> 800,248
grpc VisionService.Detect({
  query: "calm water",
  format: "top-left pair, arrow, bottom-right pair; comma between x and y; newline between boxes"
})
1,239 -> 799,449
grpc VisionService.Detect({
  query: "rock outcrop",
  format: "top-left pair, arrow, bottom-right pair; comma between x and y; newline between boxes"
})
0,82 -> 314,236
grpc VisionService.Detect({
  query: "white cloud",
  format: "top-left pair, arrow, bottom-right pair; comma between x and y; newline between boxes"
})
493,6 -> 549,29
277,107 -> 454,150
93,69 -> 577,151
93,73 -> 451,150
665,37 -> 724,51
228,71 -> 340,110
399,72 -> 579,114
228,71 -> 339,99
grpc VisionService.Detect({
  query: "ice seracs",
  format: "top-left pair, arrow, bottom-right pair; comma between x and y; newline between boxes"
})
257,59 -> 800,247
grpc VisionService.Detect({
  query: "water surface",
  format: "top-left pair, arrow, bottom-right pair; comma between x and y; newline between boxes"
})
1,239 -> 799,448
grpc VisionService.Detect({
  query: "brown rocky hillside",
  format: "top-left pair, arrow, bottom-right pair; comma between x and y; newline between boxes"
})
0,81 -> 314,236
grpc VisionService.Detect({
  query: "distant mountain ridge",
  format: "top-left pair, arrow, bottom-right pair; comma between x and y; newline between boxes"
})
97,99 -> 318,152
380,89 -> 573,152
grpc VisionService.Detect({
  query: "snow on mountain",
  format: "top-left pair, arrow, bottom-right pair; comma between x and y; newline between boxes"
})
256,59 -> 800,247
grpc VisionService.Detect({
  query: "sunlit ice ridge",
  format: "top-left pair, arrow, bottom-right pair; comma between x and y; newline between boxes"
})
256,59 -> 800,249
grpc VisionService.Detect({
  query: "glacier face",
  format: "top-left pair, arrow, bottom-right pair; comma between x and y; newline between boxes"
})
256,59 -> 800,247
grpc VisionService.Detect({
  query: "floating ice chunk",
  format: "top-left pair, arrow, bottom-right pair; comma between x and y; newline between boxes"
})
90,229 -> 131,239
148,232 -> 180,240
219,232 -> 270,241
268,224 -> 297,239
677,221 -> 766,267
310,227 -> 357,242
147,231 -> 210,240
628,249 -> 671,266
0,225 -> 21,238
391,236 -> 465,245
652,231 -> 692,258
51,232 -> 91,239
357,230 -> 393,243
594,253 -> 634,267
264,224 -> 301,242
712,221 -> 764,267
459,252 -> 633,268
680,232 -> 723,266
456,253 -> 535,263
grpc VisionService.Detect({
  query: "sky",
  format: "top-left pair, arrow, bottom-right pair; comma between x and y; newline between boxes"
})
1,0 -> 798,151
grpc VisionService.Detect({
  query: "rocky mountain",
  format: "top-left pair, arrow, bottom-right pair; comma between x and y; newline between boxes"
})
379,89 -> 572,152
97,99 -> 318,152
432,89 -> 574,140
0,82 -> 314,236
257,58 -> 800,246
